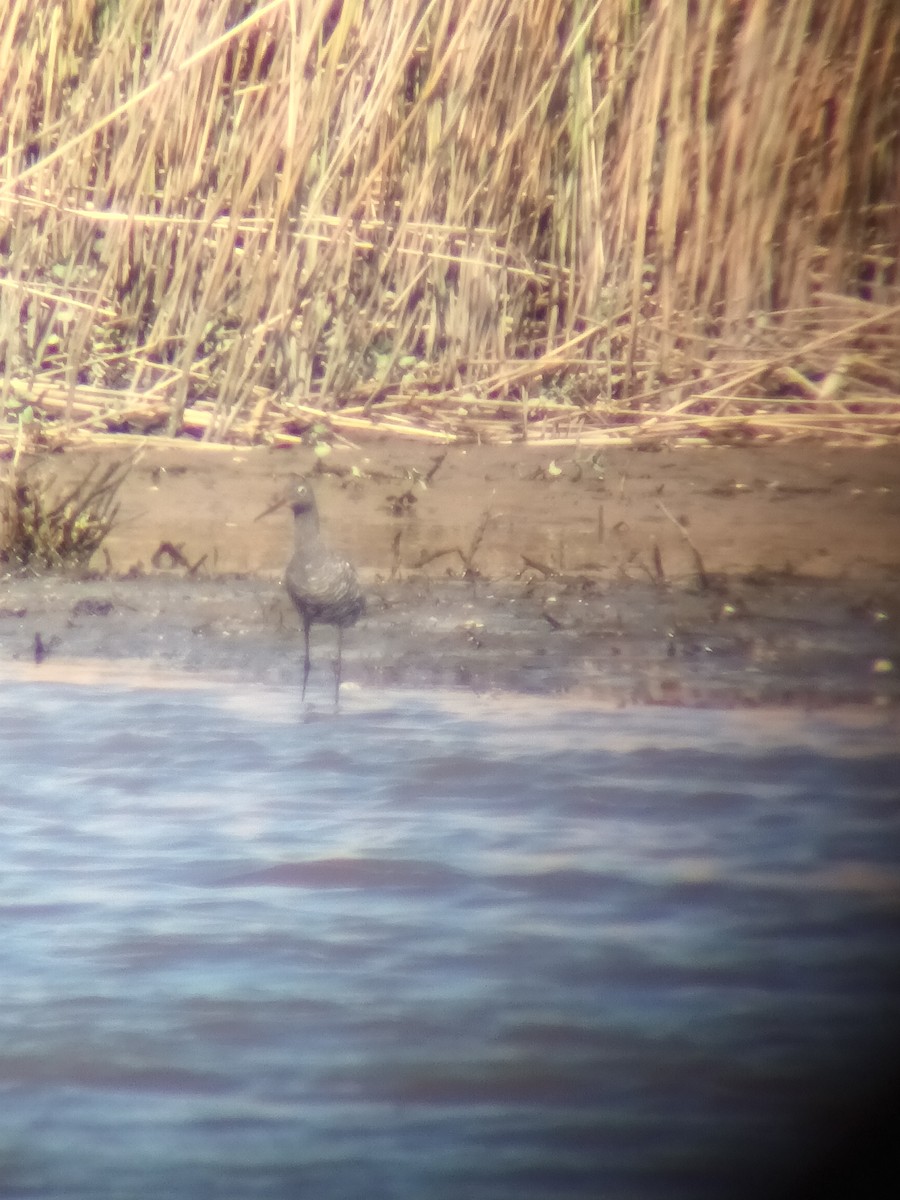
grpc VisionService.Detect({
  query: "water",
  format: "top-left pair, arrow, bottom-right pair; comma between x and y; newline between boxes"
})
1,664 -> 899,1199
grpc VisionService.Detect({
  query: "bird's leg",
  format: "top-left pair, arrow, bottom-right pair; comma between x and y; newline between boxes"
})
333,625 -> 343,707
301,615 -> 312,701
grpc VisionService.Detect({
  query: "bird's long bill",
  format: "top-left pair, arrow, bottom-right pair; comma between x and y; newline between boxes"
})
254,496 -> 287,521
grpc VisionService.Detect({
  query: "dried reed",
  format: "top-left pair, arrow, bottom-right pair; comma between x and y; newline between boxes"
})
0,0 -> 897,450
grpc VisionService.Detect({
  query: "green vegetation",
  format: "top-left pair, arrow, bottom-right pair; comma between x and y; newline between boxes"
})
1,455 -> 132,570
0,0 -> 897,448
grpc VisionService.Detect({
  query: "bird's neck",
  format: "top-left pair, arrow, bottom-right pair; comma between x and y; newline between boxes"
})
293,508 -> 320,547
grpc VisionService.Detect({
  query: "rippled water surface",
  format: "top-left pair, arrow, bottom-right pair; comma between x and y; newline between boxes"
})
2,665 -> 899,1199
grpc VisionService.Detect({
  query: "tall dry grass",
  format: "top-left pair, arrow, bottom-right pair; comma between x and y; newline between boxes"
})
0,0 -> 898,447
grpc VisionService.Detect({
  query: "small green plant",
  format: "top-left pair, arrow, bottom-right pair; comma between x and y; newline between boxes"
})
309,422 -> 334,460
1,457 -> 133,570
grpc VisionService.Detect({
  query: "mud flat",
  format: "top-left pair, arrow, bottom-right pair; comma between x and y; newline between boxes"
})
2,440 -> 898,706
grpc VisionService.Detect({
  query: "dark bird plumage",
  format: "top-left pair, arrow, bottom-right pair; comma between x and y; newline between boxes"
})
259,476 -> 364,701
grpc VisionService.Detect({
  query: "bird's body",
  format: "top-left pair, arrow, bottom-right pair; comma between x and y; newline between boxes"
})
285,507 -> 365,631
261,476 -> 364,700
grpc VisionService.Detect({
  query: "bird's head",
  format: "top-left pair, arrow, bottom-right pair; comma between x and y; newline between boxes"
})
256,475 -> 318,521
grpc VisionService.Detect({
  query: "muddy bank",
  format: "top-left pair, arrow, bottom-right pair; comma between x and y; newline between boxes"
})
2,440 -> 898,705
9,439 -> 899,582
1,572 -> 897,708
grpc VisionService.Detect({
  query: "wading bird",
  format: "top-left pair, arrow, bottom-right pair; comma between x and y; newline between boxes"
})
258,476 -> 365,702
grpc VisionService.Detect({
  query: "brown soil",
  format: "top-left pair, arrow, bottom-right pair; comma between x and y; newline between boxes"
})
2,440 -> 898,706
22,439 -> 900,582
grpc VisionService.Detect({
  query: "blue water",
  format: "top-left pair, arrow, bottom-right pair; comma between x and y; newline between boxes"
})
1,664 -> 899,1199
